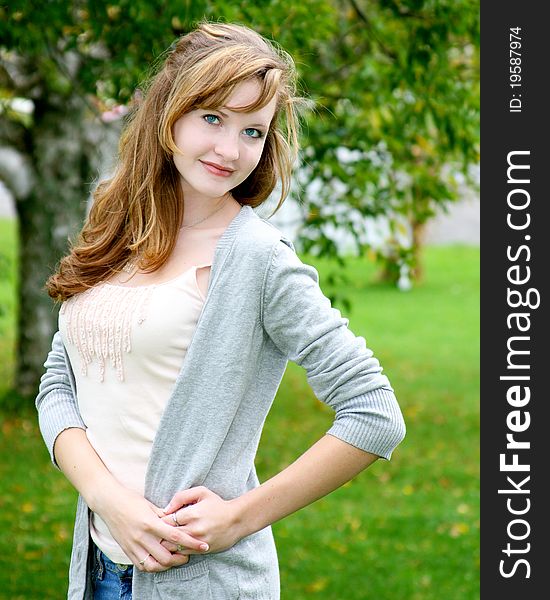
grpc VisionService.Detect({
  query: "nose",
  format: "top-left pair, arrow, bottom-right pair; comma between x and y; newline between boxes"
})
214,130 -> 240,162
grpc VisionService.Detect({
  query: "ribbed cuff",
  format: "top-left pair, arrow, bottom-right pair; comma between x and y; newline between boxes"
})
326,387 -> 406,460
38,389 -> 86,468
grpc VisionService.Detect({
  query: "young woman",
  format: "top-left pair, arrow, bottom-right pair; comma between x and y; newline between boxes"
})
36,21 -> 406,600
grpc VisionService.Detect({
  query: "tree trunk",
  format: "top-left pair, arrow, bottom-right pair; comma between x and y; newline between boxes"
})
411,218 -> 426,283
376,217 -> 427,285
15,97 -> 95,399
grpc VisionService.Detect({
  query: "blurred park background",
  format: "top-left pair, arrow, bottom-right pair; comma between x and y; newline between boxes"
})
0,1 -> 479,598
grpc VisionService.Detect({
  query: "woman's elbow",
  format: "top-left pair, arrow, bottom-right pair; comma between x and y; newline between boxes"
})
391,410 -> 407,448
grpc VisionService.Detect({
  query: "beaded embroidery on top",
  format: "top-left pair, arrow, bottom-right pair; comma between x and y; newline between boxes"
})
60,283 -> 153,383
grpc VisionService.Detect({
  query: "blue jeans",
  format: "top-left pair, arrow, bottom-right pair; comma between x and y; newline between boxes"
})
91,544 -> 133,600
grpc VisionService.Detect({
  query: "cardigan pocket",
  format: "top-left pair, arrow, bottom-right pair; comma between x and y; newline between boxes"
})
152,559 -> 212,600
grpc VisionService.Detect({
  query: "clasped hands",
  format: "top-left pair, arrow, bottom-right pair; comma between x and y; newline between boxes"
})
159,486 -> 242,559
103,485 -> 243,573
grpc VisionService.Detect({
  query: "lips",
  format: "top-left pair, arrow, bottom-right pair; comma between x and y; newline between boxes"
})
200,161 -> 235,177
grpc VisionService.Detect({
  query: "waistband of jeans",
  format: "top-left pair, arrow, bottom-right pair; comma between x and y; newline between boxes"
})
94,544 -> 133,575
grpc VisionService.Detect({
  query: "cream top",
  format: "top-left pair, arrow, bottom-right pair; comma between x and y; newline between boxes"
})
58,263 -> 211,564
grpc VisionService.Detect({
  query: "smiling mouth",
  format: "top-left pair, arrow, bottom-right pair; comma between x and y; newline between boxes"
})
200,161 -> 235,176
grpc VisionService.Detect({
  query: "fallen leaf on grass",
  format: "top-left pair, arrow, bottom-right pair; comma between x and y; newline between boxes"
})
330,541 -> 348,555
449,522 -> 469,537
55,526 -> 69,542
305,577 -> 329,593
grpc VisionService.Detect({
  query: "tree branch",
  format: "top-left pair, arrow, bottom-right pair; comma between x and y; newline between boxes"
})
347,0 -> 398,61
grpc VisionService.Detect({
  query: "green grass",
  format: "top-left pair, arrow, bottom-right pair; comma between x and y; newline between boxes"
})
0,218 -> 17,394
0,217 -> 479,599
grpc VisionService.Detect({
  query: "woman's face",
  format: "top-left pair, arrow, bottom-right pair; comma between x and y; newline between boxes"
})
172,79 -> 277,203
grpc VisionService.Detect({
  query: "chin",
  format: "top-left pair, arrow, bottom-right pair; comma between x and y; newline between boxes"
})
193,185 -> 233,199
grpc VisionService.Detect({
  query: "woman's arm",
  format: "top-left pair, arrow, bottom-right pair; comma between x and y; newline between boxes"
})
162,434 -> 378,553
35,331 -> 88,467
231,434 -> 379,537
260,239 -> 406,460
37,332 -> 209,571
54,428 -> 211,570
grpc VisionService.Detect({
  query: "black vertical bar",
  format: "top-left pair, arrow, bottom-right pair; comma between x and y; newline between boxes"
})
481,1 -> 548,597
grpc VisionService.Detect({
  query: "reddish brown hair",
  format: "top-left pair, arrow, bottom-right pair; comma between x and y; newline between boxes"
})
47,21 -> 310,301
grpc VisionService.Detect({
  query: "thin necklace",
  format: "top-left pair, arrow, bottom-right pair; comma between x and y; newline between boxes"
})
121,198 -> 230,275
179,197 -> 229,229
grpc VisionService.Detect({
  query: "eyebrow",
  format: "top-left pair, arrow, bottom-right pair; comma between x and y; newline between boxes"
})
212,108 -> 269,129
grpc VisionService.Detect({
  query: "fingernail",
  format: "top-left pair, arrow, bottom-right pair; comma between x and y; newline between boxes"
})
163,505 -> 170,512
200,544 -> 209,552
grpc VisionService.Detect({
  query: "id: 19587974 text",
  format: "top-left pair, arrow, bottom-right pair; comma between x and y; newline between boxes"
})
509,27 -> 522,113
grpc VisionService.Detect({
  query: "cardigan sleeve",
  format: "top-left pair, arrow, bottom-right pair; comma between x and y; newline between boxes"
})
261,238 -> 406,460
35,330 -> 86,469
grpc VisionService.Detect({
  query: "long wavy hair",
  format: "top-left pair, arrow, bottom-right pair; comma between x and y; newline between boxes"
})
47,21 -> 310,302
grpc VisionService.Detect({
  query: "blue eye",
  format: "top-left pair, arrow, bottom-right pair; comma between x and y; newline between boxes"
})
203,114 -> 220,125
244,128 -> 263,139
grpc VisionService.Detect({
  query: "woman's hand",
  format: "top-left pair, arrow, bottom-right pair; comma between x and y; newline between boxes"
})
50,428 -> 210,572
95,484 -> 210,572
161,486 -> 244,555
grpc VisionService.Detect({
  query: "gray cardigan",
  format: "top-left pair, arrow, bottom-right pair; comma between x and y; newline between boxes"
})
36,204 -> 406,599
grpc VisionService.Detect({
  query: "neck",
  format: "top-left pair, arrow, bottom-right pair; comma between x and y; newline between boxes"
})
179,194 -> 229,227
